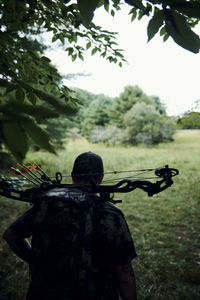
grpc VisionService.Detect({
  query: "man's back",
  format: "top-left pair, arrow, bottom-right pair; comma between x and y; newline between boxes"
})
10,186 -> 136,300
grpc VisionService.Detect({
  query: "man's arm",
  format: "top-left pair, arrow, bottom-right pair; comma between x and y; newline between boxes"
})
3,227 -> 32,263
116,261 -> 137,300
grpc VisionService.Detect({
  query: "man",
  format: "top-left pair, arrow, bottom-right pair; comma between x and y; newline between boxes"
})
3,152 -> 137,300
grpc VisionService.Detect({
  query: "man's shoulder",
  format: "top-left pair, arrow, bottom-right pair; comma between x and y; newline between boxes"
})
103,202 -> 123,214
97,201 -> 124,220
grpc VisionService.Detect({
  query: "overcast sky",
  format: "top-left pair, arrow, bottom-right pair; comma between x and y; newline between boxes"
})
45,6 -> 200,116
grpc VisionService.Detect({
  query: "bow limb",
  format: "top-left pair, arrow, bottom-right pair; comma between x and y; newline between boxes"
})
93,166 -> 179,196
93,178 -> 172,197
93,179 -> 153,194
145,177 -> 173,197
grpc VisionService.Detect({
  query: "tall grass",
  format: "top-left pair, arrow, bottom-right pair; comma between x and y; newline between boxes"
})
0,130 -> 200,299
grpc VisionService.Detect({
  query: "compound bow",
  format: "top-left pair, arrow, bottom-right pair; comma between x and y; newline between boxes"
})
0,162 -> 179,204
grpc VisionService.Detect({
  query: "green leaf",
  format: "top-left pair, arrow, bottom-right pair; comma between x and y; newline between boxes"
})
52,34 -> 58,43
130,8 -> 137,22
104,1 -> 109,12
165,11 -> 200,53
0,102 -> 59,119
100,51 -> 106,58
138,10 -> 144,20
91,47 -> 98,55
78,52 -> 84,61
41,56 -> 51,63
31,107 -> 58,119
97,0 -> 104,8
147,10 -> 164,42
111,9 -> 115,17
72,54 -> 77,62
125,0 -> 146,11
27,92 -> 37,105
15,87 -> 25,102
23,119 -> 56,154
73,33 -> 78,43
67,47 -> 74,56
33,89 -> 77,115
2,122 -> 28,162
163,34 -> 169,42
59,34 -> 65,45
77,0 -> 99,27
86,41 -> 92,50
160,26 -> 166,36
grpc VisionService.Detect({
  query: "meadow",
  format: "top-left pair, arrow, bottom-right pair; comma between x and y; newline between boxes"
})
0,130 -> 200,299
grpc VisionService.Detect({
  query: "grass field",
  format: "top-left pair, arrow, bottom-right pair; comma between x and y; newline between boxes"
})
0,130 -> 200,299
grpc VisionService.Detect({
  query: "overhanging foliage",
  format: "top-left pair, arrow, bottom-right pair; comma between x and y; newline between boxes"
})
79,0 -> 200,53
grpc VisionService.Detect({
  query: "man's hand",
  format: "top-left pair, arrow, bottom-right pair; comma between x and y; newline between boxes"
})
3,227 -> 32,263
116,261 -> 137,300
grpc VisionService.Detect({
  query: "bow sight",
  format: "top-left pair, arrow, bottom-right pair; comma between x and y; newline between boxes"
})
0,163 -> 179,204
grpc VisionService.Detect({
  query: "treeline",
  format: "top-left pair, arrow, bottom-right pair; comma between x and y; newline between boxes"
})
177,100 -> 200,129
44,85 -> 177,147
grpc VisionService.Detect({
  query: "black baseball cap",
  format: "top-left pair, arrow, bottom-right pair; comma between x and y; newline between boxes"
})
71,151 -> 104,181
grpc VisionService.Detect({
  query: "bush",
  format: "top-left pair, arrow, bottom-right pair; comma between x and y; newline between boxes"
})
90,126 -> 123,145
123,102 -> 176,145
67,127 -> 82,140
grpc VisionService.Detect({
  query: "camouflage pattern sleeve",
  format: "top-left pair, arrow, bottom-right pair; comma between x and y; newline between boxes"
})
112,212 -> 137,265
10,207 -> 36,238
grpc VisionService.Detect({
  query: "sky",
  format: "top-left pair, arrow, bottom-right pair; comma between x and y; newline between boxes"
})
45,5 -> 200,116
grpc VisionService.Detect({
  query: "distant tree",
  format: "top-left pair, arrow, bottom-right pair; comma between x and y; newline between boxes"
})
123,102 -> 176,145
149,96 -> 166,115
177,111 -> 200,129
81,95 -> 113,139
108,85 -> 166,127
69,88 -> 97,128
108,85 -> 150,127
177,99 -> 200,129
72,88 -> 95,106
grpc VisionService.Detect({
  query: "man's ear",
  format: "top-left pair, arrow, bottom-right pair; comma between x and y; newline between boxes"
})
71,174 -> 77,183
97,174 -> 104,184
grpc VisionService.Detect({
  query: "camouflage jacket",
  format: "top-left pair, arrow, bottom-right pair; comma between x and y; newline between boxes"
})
10,185 -> 137,300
